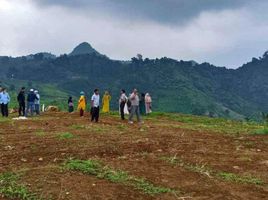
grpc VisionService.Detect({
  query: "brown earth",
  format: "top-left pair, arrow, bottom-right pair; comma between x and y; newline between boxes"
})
0,112 -> 267,200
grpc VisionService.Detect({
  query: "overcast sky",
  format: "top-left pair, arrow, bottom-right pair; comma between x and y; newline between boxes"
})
0,0 -> 268,68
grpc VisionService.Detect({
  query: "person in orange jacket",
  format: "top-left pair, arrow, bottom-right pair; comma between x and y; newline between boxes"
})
77,91 -> 86,117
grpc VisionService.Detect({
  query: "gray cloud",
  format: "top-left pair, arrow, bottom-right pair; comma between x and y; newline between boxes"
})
33,0 -> 254,24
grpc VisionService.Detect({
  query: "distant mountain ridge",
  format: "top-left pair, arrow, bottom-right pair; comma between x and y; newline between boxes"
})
1,42 -> 268,120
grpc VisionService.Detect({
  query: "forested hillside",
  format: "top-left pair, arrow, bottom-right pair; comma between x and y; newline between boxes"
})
1,42 -> 268,120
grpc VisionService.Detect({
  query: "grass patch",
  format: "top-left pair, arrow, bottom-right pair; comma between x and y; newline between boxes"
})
252,128 -> 268,135
57,132 -> 75,140
0,172 -> 40,200
152,113 -> 265,135
162,156 -> 264,185
70,124 -> 86,130
64,159 -> 175,195
35,131 -> 46,137
217,172 -> 264,185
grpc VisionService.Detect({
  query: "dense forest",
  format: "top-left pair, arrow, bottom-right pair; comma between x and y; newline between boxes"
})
1,42 -> 268,120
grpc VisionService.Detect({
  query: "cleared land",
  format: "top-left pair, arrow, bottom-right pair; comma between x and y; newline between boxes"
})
0,112 -> 267,200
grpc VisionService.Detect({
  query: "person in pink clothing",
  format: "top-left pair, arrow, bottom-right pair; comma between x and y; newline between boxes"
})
145,93 -> 152,114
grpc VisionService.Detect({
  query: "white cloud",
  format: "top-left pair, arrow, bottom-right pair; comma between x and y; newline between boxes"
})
0,0 -> 268,68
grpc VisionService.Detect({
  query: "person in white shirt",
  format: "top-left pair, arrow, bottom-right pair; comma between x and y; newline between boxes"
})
145,93 -> 152,114
91,89 -> 100,122
119,89 -> 128,120
34,90 -> 40,115
128,88 -> 142,124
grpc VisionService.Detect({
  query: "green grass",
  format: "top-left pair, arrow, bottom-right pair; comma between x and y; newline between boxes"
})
0,172 -> 40,200
162,156 -> 265,185
35,131 -> 46,137
57,132 -> 75,139
148,112 -> 265,135
70,124 -> 86,130
64,159 -> 175,195
252,128 -> 268,135
218,172 -> 264,185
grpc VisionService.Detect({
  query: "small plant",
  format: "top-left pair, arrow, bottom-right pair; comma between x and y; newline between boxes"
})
57,132 -> 75,139
0,172 -> 40,200
217,172 -> 264,185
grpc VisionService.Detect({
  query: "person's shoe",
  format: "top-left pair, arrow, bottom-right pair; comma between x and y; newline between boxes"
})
128,121 -> 134,124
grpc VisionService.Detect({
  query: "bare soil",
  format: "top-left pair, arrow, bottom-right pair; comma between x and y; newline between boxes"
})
0,112 -> 267,200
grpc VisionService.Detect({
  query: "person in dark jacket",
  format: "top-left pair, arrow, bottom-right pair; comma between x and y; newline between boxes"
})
17,87 -> 26,116
68,96 -> 74,113
26,89 -> 38,117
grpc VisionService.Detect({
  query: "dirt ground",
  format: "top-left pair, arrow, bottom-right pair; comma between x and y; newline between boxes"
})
0,112 -> 267,200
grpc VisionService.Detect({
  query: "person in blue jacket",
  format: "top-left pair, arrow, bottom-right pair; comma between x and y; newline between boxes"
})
0,88 -> 10,117
26,89 -> 38,117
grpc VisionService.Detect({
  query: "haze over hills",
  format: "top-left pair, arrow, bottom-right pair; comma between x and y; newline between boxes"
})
0,42 -> 268,120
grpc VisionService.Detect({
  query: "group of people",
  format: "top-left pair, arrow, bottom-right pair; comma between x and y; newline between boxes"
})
71,88 -> 152,124
17,87 -> 40,117
1,85 -> 152,124
0,86 -> 40,118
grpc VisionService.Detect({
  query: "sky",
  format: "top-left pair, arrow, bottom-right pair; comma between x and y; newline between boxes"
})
0,0 -> 268,68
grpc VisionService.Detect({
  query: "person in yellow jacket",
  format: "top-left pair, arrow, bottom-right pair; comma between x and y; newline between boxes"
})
77,91 -> 86,117
102,91 -> 111,113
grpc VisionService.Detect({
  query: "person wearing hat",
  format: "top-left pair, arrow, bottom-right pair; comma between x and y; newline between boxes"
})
77,91 -> 86,117
34,90 -> 40,115
128,88 -> 142,124
17,87 -> 26,116
26,89 -> 38,117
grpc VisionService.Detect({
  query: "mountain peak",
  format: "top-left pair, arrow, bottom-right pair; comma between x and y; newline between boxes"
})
69,42 -> 100,56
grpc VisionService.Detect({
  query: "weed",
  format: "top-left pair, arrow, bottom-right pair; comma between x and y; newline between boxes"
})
0,172 -> 40,200
217,172 -> 264,185
57,132 -> 74,140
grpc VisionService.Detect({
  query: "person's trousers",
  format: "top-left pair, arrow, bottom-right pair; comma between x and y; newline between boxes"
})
129,105 -> 141,122
80,109 -> 84,117
1,103 -> 8,117
19,102 -> 25,116
91,106 -> 99,122
120,102 -> 125,120
35,104 -> 40,115
26,102 -> 35,116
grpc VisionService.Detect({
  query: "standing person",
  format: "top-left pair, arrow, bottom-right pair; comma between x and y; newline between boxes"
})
0,86 -> 3,115
145,93 -> 152,114
139,93 -> 146,115
26,89 -> 38,117
102,91 -> 111,113
128,88 -> 142,124
1,88 -> 10,117
34,90 -> 40,115
77,91 -> 86,117
91,89 -> 100,122
68,96 -> 74,113
17,87 -> 26,116
119,89 -> 128,120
